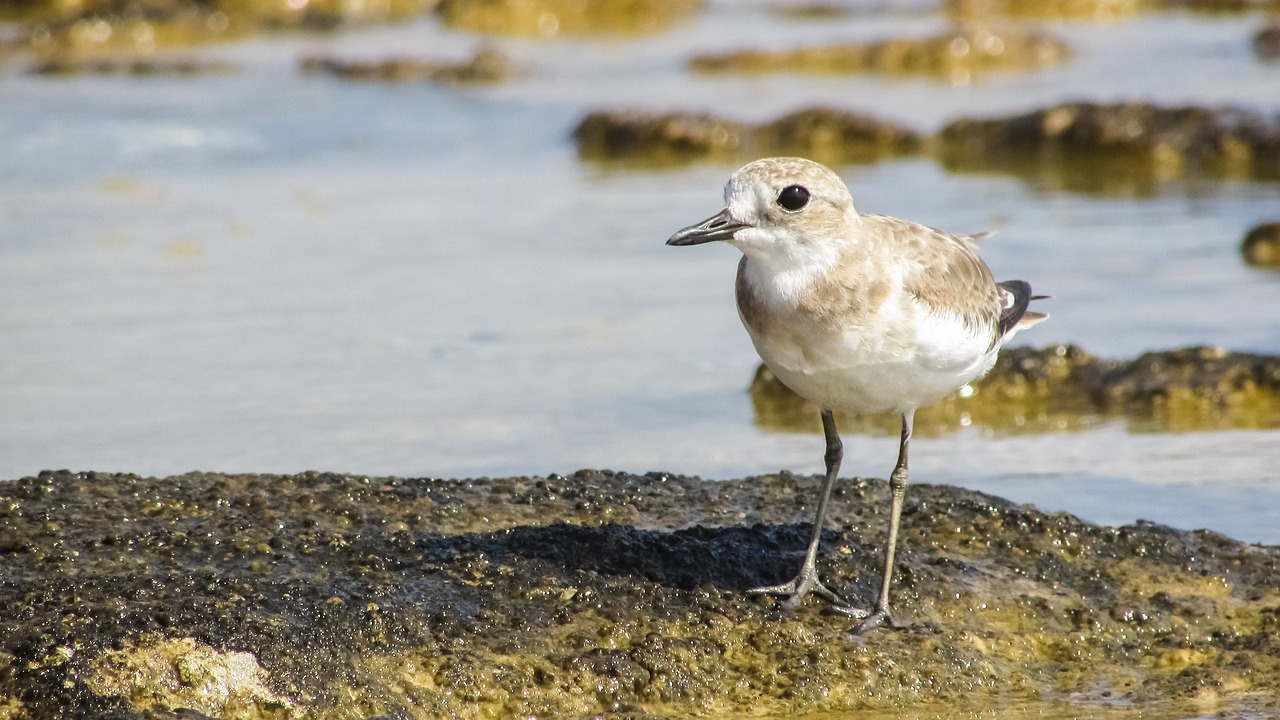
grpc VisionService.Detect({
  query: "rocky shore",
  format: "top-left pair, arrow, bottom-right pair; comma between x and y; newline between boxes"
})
2,468 -> 1279,719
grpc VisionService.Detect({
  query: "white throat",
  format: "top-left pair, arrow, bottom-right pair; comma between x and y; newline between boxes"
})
732,227 -> 842,306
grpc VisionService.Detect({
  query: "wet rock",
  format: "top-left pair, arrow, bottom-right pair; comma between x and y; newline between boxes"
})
1241,221 -> 1280,268
434,0 -> 700,37
771,2 -> 854,18
938,101 -> 1280,193
1254,24 -> 1280,60
689,28 -> 1071,82
1,469 -> 1278,718
945,0 -> 1146,21
574,107 -> 921,167
946,0 -> 1277,19
300,47 -> 515,84
573,110 -> 747,165
752,344 -> 1280,435
11,0 -> 431,55
27,55 -> 235,75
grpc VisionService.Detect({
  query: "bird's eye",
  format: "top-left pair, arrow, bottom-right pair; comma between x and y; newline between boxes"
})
777,184 -> 810,212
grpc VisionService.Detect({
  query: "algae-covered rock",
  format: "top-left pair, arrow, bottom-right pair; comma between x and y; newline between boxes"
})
1241,222 -> 1280,269
299,47 -> 515,84
689,28 -> 1072,83
1256,24 -> 1280,60
573,110 -> 748,165
2,470 -> 1279,718
573,107 -> 921,168
11,0 -> 434,57
752,344 -> 1280,436
434,0 -> 700,37
945,0 -> 1277,20
27,54 -> 236,75
938,101 -> 1280,194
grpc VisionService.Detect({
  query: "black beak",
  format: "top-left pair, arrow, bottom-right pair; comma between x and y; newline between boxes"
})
667,208 -> 750,246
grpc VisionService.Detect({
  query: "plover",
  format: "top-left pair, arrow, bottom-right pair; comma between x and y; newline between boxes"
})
667,157 -> 1046,632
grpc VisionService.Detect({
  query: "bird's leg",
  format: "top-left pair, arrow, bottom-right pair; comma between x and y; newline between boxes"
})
749,409 -> 860,613
852,410 -> 914,633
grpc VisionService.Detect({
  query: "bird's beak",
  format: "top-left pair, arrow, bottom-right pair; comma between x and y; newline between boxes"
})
667,208 -> 750,246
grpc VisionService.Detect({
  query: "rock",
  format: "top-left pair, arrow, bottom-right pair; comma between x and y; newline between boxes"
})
299,48 -> 516,84
689,28 -> 1071,82
27,55 -> 236,76
938,101 -> 1280,192
752,344 -> 1280,435
573,110 -> 748,164
10,0 -> 429,55
1254,24 -> 1280,60
755,107 -> 925,162
1241,222 -> 1280,268
1,469 -> 1278,718
434,0 -> 701,37
573,107 -> 921,167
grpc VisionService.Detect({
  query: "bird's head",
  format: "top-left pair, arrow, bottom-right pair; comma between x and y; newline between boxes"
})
667,157 -> 858,269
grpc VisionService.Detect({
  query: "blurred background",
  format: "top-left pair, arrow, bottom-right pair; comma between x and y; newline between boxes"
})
2,0 -> 1278,541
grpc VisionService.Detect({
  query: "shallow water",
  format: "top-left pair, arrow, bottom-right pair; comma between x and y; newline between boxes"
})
2,7 -> 1279,543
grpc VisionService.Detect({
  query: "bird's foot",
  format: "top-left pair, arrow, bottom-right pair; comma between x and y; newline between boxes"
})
848,607 -> 896,634
748,573 -> 862,615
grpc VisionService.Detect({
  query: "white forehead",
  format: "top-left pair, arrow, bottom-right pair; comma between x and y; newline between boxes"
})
721,157 -> 851,219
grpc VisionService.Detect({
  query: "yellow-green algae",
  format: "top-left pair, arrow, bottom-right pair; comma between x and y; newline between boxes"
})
1,469 -> 1278,718
688,28 -> 1072,83
945,0 -> 1280,21
574,107 -> 923,170
751,344 -> 1280,437
434,0 -> 700,37
1241,222 -> 1280,269
2,0 -> 697,60
299,47 -> 516,83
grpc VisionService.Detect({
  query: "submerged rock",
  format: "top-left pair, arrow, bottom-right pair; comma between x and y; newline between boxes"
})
945,0 -> 1277,19
300,48 -> 515,84
1255,24 -> 1280,60
27,55 -> 236,75
1,469 -> 1278,718
689,28 -> 1071,82
434,0 -> 701,37
752,344 -> 1280,435
573,107 -> 922,167
11,0 -> 431,56
938,101 -> 1280,193
1241,221 -> 1280,268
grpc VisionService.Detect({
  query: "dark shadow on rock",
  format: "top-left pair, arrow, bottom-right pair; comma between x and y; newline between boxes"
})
410,521 -> 843,593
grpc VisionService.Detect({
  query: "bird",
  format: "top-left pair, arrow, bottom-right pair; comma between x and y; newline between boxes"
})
666,156 -> 1046,633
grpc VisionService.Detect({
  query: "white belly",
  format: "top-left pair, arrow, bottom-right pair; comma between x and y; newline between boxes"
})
744,307 -> 999,416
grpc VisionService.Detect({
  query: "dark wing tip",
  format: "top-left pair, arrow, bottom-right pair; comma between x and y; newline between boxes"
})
996,280 -> 1042,339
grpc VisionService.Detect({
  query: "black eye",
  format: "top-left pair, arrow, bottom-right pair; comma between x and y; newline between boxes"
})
777,184 -> 810,212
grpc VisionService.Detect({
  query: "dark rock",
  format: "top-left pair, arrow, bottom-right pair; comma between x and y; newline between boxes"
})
689,28 -> 1071,81
938,101 -> 1280,193
1255,24 -> 1280,60
434,0 -> 701,37
1241,221 -> 1280,268
299,47 -> 515,84
1,469 -> 1279,718
27,55 -> 236,75
573,107 -> 921,167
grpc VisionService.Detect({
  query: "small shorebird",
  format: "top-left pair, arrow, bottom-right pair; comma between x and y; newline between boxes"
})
667,157 -> 1046,632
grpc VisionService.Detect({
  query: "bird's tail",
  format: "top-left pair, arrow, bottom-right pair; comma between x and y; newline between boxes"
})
996,280 -> 1048,342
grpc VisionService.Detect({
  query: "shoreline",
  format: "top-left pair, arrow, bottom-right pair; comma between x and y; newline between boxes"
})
3,469 -> 1277,718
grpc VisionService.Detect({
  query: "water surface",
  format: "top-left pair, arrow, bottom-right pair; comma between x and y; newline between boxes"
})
3,7 -> 1279,542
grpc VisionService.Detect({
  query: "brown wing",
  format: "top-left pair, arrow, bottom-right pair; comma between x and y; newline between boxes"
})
865,214 -> 1002,332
